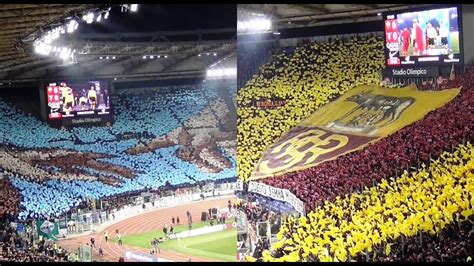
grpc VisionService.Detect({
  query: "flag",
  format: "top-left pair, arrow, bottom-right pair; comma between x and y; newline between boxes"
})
36,220 -> 59,240
449,64 -> 456,81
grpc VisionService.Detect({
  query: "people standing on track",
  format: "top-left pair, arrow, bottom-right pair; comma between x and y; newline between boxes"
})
171,216 -> 175,224
104,231 -> 108,242
169,225 -> 174,238
228,200 -> 232,212
162,225 -> 168,239
176,216 -> 180,224
90,237 -> 95,248
98,246 -> 104,257
118,256 -> 124,262
117,233 -> 123,245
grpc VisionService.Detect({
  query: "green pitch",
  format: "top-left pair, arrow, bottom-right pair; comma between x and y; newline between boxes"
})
112,220 -> 236,262
161,228 -> 237,262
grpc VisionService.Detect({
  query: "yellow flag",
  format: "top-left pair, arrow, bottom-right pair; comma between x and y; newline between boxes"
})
385,243 -> 393,256
251,84 -> 460,179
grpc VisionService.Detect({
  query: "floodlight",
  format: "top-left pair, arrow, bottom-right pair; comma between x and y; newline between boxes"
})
86,12 -> 94,24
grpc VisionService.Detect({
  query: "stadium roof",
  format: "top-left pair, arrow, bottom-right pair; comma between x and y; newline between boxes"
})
238,4 -> 434,28
0,4 -> 236,84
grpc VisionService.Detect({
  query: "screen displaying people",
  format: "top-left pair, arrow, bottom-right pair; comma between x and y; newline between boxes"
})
47,80 -> 111,121
54,81 -> 110,115
395,7 -> 459,57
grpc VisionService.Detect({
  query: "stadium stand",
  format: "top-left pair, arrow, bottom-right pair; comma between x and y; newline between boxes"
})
237,35 -> 385,182
240,39 -> 474,262
261,65 -> 474,211
237,40 -> 276,89
0,224 -> 70,262
0,179 -> 21,220
0,83 -> 236,221
261,143 -> 473,262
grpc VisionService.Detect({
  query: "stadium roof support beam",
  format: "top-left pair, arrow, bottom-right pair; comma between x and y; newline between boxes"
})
0,57 -> 53,73
159,43 -> 231,73
273,4 -> 430,25
0,69 -> 207,83
5,59 -> 58,79
356,4 -> 379,9
238,4 -> 283,20
289,4 -> 329,14
73,28 -> 236,42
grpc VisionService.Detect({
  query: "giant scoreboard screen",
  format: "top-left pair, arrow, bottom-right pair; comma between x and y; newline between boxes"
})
46,80 -> 113,126
384,5 -> 463,67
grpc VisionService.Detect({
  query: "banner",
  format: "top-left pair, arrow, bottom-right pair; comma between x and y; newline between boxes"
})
255,195 -> 294,214
248,181 -> 305,215
124,251 -> 159,262
251,84 -> 460,179
236,180 -> 244,191
383,66 -> 439,78
169,224 -> 228,240
36,220 -> 59,240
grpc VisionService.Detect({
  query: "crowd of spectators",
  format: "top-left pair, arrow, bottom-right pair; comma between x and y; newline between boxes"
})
238,34 -> 473,262
261,143 -> 473,262
237,35 -> 385,182
261,65 -> 474,211
0,82 -> 236,220
237,40 -> 276,89
369,219 -> 473,262
236,195 -> 288,261
0,223 -> 69,262
0,178 -> 21,220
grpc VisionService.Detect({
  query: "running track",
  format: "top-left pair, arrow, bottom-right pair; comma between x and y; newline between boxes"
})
58,196 -> 236,262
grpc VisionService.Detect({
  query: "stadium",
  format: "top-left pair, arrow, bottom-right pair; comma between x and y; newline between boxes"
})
236,4 -> 474,262
0,4 -> 237,262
